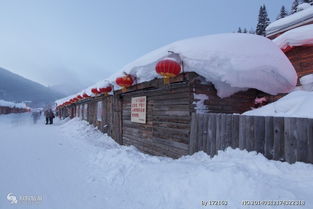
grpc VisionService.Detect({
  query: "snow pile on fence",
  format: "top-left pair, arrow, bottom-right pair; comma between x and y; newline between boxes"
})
56,33 -> 297,105
244,90 -> 313,118
266,3 -> 313,35
0,100 -> 27,108
273,24 -> 313,51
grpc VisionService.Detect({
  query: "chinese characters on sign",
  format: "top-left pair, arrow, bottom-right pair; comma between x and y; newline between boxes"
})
131,96 -> 146,124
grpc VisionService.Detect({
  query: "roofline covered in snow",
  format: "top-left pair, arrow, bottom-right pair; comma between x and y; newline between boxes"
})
266,16 -> 313,39
266,3 -> 313,38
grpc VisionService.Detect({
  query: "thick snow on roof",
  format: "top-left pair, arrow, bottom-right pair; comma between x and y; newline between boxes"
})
273,24 -> 313,51
56,33 -> 297,105
244,90 -> 313,118
266,4 -> 313,36
0,100 -> 27,108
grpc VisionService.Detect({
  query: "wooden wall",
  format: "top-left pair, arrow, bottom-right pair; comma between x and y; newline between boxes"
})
58,72 -> 284,159
285,46 -> 313,84
189,113 -> 313,164
121,82 -> 192,158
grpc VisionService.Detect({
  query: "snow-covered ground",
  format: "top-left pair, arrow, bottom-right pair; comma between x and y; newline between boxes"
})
1,113 -> 313,209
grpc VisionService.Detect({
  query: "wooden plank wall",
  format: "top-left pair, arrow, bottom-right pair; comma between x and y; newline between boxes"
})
189,113 -> 313,164
286,46 -> 313,84
121,84 -> 192,158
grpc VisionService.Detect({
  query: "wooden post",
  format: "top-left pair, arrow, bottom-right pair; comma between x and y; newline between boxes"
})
254,116 -> 265,154
208,114 -> 217,157
231,114 -> 239,149
273,117 -> 284,161
284,117 -> 297,164
245,116 -> 254,152
296,118 -> 308,163
239,115 -> 246,150
189,113 -> 197,155
264,116 -> 274,159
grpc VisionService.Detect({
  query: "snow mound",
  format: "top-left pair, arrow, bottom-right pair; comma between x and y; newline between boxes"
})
56,33 -> 297,105
0,100 -> 27,108
61,118 -> 313,209
244,90 -> 313,118
273,24 -> 313,51
266,4 -> 313,36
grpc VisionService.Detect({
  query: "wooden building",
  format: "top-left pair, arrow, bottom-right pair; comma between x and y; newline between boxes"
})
266,5 -> 313,83
59,72 -> 277,158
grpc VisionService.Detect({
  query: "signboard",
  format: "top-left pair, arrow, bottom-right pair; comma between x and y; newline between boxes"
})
131,96 -> 146,124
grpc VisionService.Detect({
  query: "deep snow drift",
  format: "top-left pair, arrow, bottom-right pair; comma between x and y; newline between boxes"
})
1,114 -> 313,209
244,90 -> 313,118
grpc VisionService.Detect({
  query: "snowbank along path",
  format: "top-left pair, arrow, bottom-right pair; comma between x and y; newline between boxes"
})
1,113 -> 313,209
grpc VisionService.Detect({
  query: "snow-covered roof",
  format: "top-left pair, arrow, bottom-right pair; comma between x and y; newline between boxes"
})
0,100 -> 27,108
56,33 -> 297,105
266,4 -> 313,37
244,90 -> 313,118
273,24 -> 313,51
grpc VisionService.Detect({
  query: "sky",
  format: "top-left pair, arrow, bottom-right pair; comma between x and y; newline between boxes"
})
0,0 -> 293,92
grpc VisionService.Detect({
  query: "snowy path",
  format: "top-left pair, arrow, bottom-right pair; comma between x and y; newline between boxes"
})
1,113 -> 313,209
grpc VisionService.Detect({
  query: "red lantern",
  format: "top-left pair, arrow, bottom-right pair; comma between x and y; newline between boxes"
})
82,93 -> 90,98
155,58 -> 181,84
91,88 -> 100,95
99,86 -> 112,96
116,74 -> 134,92
77,95 -> 83,100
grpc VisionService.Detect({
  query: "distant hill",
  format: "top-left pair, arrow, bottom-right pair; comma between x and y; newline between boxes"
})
0,67 -> 64,107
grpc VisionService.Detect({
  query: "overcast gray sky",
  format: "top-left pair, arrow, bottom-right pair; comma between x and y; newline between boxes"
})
0,0 -> 293,90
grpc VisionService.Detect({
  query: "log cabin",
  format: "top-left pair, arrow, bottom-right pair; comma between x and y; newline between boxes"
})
266,3 -> 313,84
56,34 -> 297,158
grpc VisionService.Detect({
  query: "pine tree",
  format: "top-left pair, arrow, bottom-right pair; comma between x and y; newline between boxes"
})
302,0 -> 313,3
249,28 -> 255,34
256,5 -> 270,36
277,6 -> 288,20
237,27 -> 242,33
291,0 -> 299,14
243,28 -> 248,33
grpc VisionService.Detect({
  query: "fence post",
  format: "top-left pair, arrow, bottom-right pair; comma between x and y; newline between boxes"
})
284,117 -> 297,164
296,118 -> 309,163
208,114 -> 217,157
254,116 -> 265,154
273,117 -> 285,161
231,114 -> 240,149
189,113 -> 198,155
264,116 -> 274,159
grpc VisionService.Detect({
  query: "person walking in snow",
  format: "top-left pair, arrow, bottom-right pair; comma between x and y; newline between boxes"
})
44,109 -> 55,125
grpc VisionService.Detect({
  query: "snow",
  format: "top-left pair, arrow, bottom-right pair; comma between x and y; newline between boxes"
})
56,33 -> 297,105
266,4 -> 313,36
244,90 -> 313,118
273,24 -> 313,51
0,100 -> 27,108
1,113 -> 313,209
193,93 -> 209,113
297,3 -> 312,12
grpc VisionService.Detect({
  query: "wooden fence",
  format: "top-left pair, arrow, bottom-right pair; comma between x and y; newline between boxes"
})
189,113 -> 313,164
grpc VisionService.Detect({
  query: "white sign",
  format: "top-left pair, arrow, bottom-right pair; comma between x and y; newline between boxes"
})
131,96 -> 146,124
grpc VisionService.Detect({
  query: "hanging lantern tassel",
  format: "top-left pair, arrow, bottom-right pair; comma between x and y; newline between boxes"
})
155,57 -> 182,84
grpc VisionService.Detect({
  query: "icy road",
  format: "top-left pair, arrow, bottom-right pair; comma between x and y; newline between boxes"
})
1,113 -> 313,209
